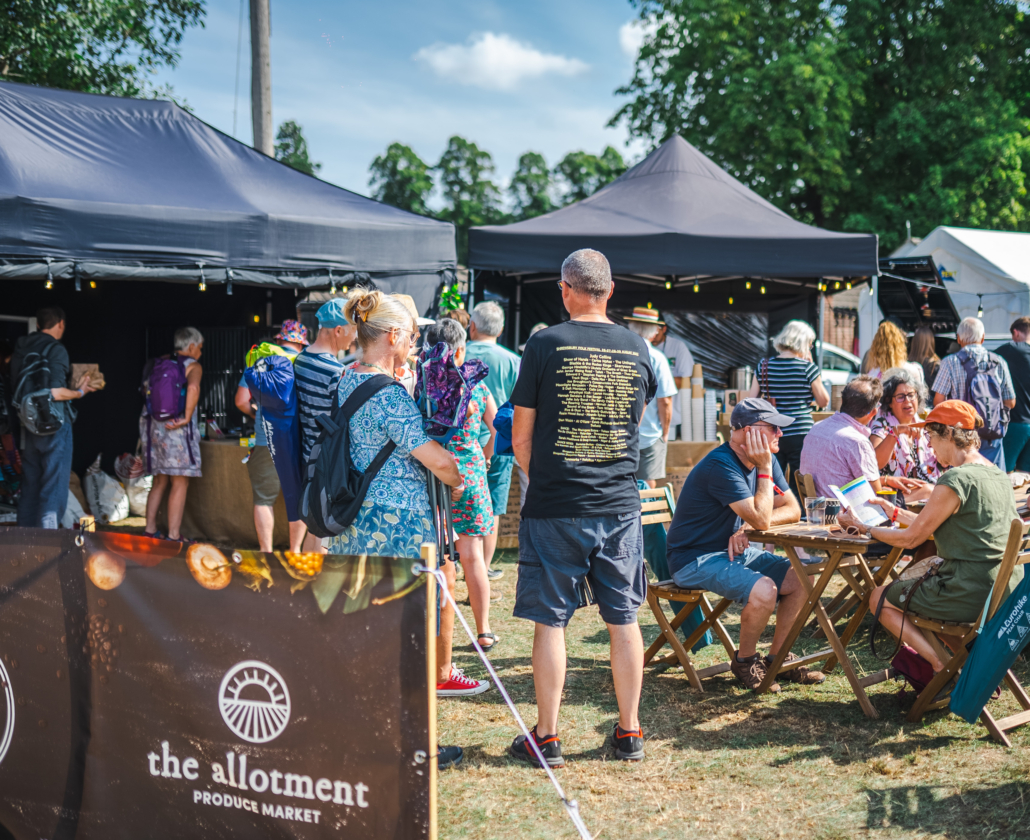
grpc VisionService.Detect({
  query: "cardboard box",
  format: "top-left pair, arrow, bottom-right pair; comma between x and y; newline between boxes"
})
71,363 -> 105,390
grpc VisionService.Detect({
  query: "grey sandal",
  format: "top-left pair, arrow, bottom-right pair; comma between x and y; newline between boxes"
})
476,633 -> 500,651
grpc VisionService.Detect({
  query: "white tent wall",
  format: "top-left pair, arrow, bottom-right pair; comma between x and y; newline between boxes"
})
899,227 -> 1030,340
857,275 -> 882,360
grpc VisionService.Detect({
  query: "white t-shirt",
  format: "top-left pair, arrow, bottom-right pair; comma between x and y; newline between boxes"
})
641,344 -> 678,449
654,333 -> 694,425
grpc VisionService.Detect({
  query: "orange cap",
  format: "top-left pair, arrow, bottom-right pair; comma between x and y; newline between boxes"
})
911,400 -> 983,430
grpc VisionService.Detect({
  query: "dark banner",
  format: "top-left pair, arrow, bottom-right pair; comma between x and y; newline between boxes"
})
0,530 -> 431,839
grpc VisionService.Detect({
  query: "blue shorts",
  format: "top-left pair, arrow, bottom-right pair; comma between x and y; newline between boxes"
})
670,547 -> 790,607
514,513 -> 646,627
486,454 -> 516,516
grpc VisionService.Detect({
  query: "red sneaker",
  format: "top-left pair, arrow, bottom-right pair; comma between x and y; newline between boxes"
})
436,668 -> 490,697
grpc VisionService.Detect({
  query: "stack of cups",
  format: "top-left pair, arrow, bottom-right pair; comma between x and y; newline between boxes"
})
691,363 -> 705,442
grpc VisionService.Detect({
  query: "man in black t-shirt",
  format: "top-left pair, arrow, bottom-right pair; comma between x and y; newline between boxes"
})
998,316 -> 1030,473
508,249 -> 657,767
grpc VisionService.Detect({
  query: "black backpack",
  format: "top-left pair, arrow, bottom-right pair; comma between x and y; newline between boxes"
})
300,374 -> 402,539
12,340 -> 65,436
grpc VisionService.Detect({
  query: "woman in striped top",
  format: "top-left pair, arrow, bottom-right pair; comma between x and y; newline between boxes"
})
747,320 -> 829,476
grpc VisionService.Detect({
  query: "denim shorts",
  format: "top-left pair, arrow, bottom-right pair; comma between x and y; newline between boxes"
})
514,512 -> 646,628
671,547 -> 790,606
486,454 -> 516,516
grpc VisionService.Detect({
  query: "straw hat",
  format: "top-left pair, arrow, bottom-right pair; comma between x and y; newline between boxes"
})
623,306 -> 664,326
392,293 -> 436,326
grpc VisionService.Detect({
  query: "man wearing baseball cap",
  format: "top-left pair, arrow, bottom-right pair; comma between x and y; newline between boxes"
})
666,398 -> 824,691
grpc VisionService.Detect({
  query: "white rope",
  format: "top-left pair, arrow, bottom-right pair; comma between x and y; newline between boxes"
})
415,564 -> 593,840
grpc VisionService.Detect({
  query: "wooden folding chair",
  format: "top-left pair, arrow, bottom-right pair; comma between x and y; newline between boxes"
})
639,486 -> 737,691
794,472 -> 815,508
903,519 -> 1030,745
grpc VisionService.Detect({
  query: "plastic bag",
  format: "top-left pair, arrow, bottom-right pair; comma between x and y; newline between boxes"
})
61,487 -> 86,529
125,474 -> 153,517
83,454 -> 130,524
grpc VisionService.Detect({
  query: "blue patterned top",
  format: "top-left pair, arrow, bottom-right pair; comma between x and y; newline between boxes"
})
337,370 -> 432,512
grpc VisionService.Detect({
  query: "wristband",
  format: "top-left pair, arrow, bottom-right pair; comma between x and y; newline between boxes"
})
890,506 -> 899,524
76,389 -> 84,398
757,474 -> 772,481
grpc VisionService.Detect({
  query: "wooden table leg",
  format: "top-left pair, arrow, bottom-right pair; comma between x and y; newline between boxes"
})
757,547 -> 841,694
824,546 -> 904,673
810,597 -> 879,718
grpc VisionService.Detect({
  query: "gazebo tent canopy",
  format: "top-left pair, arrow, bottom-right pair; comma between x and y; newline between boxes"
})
0,81 -> 455,314
469,134 -> 877,283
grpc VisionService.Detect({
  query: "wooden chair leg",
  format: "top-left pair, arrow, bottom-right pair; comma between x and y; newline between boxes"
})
907,642 -> 970,723
700,596 -> 736,657
979,707 -> 1014,747
644,592 -> 698,664
644,590 -> 703,691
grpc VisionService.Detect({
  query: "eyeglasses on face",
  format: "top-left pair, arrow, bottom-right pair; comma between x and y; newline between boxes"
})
893,392 -> 918,403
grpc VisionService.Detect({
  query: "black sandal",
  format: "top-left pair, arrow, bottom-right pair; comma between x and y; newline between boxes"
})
476,633 -> 500,651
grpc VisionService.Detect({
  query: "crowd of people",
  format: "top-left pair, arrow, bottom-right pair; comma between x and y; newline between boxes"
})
5,252 -> 1030,770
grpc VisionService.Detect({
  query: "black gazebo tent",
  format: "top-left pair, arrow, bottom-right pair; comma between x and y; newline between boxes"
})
469,135 -> 878,372
0,81 -> 456,474
0,81 -> 456,313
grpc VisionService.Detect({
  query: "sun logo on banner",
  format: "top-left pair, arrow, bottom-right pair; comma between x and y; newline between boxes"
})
218,661 -> 291,744
0,657 -> 13,766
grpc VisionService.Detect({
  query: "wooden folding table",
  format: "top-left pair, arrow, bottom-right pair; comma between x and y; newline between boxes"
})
746,524 -> 905,718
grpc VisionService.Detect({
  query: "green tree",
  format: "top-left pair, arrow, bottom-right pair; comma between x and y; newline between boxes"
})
509,152 -> 554,219
553,146 -> 627,205
435,136 -> 503,262
274,120 -> 321,175
611,0 -> 1030,248
368,143 -> 434,215
0,0 -> 204,97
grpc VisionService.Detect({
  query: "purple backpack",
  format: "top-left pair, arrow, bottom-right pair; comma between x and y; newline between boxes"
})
141,355 -> 195,471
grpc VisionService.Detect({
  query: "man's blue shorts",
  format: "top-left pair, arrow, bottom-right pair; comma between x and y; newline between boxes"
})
486,454 -> 516,516
671,547 -> 790,607
514,512 -> 646,628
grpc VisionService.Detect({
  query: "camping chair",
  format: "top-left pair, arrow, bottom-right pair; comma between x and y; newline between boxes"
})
640,486 -> 737,691
902,519 -> 1030,743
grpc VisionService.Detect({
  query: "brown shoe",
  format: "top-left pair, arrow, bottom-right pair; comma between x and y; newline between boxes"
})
767,652 -> 826,685
731,651 -> 780,693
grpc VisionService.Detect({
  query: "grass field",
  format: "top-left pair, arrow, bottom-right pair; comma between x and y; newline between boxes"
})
438,549 -> 1030,840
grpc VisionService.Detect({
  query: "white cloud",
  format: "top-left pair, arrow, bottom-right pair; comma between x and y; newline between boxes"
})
414,32 -> 588,91
619,19 -> 659,58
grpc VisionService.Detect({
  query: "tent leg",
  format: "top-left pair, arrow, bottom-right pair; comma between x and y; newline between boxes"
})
514,279 -> 522,349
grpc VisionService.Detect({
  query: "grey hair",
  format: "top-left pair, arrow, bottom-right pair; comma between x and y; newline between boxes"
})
561,249 -> 612,299
471,301 -> 505,337
173,326 -> 204,351
424,318 -> 466,352
627,320 -> 659,341
879,367 -> 928,413
772,320 -> 816,354
957,316 -> 985,344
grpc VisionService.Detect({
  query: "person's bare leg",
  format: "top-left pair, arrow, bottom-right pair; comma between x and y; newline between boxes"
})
458,534 -> 492,637
644,479 -> 657,489
436,560 -> 457,683
145,474 -> 169,534
736,578 -> 777,657
608,622 -> 644,732
769,568 -> 810,656
165,476 -> 189,540
870,586 -> 945,671
484,520 -> 499,570
288,520 -> 306,554
533,624 -> 566,735
302,530 -> 327,554
253,505 -> 274,553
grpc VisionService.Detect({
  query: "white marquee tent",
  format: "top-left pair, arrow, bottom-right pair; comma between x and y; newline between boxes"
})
860,226 -> 1030,352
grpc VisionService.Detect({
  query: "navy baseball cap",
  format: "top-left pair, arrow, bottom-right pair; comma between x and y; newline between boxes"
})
730,397 -> 795,430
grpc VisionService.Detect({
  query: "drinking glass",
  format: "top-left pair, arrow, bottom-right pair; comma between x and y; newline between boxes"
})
806,497 -> 827,526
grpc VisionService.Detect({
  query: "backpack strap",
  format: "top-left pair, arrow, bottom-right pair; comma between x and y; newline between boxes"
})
336,373 -> 401,471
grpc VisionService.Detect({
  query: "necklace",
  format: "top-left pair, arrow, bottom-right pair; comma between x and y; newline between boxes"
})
360,361 -> 394,377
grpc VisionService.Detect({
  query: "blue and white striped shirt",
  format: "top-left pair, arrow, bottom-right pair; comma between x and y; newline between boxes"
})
294,349 -> 345,462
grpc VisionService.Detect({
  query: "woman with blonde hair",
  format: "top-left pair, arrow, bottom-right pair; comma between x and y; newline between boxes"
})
865,321 -> 925,384
331,289 -> 488,698
747,319 -> 829,475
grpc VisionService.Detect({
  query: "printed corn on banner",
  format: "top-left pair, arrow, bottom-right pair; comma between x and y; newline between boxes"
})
0,529 -> 430,839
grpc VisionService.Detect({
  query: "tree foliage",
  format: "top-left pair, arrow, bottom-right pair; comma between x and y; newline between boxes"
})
509,151 -> 554,220
274,120 -> 321,176
612,0 -> 1030,248
554,146 -> 627,205
435,136 -> 504,262
0,0 -> 204,97
368,143 -> 434,215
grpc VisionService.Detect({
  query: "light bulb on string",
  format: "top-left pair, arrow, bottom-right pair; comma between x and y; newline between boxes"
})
834,281 -> 841,290
728,296 -> 734,305
197,262 -> 206,292
45,260 -> 53,290
693,283 -> 699,293
328,267 -> 336,296
745,281 -> 751,290
760,285 -> 766,294
846,282 -> 852,290
665,280 -> 672,290
977,295 -> 984,318
89,281 -> 96,289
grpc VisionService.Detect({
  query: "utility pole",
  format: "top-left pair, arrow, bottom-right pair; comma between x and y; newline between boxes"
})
250,0 -> 273,156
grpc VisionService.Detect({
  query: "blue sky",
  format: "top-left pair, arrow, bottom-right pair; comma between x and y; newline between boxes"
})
152,0 -> 651,204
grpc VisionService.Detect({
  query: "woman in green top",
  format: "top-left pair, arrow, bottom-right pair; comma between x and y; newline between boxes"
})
839,400 -> 1024,676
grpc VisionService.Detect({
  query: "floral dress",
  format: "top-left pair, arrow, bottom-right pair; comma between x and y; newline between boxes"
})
139,356 -> 202,478
326,371 -> 435,561
869,408 -> 940,483
447,381 -> 494,537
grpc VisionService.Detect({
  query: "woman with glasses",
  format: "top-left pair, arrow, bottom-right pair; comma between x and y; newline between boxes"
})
868,368 -> 939,498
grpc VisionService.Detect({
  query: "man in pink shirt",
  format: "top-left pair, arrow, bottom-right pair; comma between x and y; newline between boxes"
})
799,376 -> 884,497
